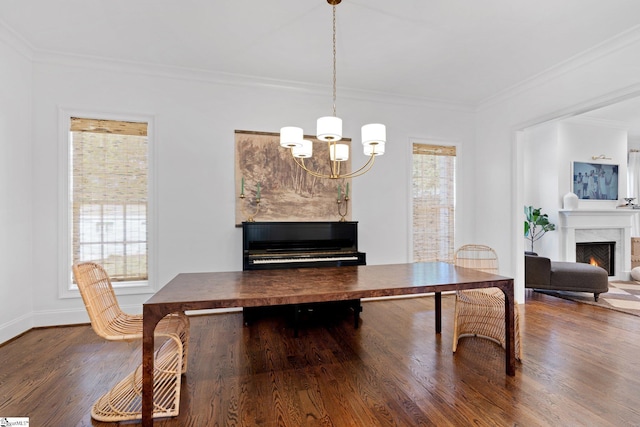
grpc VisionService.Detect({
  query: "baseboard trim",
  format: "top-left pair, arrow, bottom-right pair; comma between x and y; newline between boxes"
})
362,292 -> 454,302
0,313 -> 33,346
0,305 -> 246,345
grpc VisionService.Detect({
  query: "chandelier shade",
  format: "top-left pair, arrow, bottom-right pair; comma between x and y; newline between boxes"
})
361,123 -> 386,149
292,139 -> 313,158
330,143 -> 349,162
364,142 -> 385,157
278,0 -> 386,180
317,116 -> 343,141
280,126 -> 304,148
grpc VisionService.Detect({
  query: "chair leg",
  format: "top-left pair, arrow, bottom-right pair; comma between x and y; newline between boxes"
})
452,291 -> 523,361
91,336 -> 183,422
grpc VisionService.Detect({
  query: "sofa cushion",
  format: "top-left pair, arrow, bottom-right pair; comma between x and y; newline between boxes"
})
549,261 -> 609,293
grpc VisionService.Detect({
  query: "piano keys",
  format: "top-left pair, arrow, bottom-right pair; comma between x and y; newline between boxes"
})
250,252 -> 360,266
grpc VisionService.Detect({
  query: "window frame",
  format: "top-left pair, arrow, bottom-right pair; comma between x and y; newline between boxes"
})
58,108 -> 157,298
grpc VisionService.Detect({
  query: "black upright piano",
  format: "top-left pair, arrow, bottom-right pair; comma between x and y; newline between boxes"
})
242,221 -> 366,334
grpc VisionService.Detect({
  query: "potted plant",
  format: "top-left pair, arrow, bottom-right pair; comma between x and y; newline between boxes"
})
524,206 -> 556,253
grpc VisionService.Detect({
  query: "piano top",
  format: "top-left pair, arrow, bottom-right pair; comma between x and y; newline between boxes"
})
242,221 -> 360,254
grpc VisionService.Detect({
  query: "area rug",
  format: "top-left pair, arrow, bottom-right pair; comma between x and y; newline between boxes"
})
535,281 -> 640,317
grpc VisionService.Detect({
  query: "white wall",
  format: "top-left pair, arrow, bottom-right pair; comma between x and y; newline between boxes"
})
559,119 -> 627,207
477,28 -> 640,302
24,57 -> 476,330
0,28 -> 33,343
523,121 -> 560,258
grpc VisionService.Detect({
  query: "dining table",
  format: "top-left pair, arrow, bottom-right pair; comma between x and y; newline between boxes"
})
141,261 -> 516,426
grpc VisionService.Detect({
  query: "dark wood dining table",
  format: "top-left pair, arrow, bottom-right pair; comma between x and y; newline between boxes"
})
141,261 -> 516,426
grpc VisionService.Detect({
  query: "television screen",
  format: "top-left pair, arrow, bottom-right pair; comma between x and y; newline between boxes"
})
572,161 -> 619,200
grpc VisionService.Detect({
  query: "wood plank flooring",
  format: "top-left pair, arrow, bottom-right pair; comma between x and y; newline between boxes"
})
2,290 -> 640,426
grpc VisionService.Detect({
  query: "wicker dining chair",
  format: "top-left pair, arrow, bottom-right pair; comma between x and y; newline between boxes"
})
72,261 -> 190,421
452,244 -> 522,360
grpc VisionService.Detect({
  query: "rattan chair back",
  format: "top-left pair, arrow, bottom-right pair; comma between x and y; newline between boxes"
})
73,261 -> 141,341
453,244 -> 498,273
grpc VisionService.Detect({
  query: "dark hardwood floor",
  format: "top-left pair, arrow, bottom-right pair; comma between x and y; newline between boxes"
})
2,290 -> 640,426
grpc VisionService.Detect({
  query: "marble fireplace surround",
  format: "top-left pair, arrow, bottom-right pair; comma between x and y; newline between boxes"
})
559,209 -> 638,281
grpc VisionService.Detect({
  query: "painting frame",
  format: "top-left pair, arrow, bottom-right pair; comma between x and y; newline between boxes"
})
571,161 -> 619,201
234,130 -> 352,226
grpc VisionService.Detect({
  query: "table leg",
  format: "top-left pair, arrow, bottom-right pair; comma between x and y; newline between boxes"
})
435,292 -> 442,334
501,280 -> 516,376
142,306 -> 163,427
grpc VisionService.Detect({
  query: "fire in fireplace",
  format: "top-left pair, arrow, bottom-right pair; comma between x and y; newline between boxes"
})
576,241 -> 615,276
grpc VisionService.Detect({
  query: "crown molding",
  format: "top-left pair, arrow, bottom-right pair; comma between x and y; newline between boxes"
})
510,82 -> 640,133
0,19 -> 34,60
564,115 -> 631,131
477,24 -> 640,111
32,48 -> 474,113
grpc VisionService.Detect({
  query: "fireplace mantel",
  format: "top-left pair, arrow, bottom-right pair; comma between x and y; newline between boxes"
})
559,209 -> 639,280
559,208 -> 638,221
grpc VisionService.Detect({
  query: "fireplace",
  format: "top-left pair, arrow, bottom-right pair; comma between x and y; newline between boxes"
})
559,209 -> 637,281
576,241 -> 615,276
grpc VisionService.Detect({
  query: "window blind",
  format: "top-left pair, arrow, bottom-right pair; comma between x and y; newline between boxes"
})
412,143 -> 456,262
70,117 -> 149,282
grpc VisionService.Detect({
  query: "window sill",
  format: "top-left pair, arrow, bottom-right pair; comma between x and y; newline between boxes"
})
59,280 -> 156,299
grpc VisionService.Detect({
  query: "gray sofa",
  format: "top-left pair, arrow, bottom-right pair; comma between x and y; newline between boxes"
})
525,253 -> 609,301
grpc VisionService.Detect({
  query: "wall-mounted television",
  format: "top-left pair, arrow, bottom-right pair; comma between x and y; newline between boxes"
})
572,161 -> 619,200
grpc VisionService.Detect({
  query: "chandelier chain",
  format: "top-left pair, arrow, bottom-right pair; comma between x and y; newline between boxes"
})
332,4 -> 337,117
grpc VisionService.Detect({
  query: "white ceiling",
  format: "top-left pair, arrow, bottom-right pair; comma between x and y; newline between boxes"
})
2,0 -> 640,111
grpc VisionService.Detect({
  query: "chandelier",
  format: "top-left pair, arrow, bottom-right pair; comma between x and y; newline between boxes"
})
279,0 -> 386,179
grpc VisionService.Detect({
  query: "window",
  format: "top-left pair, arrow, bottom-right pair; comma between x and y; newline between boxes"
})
64,115 -> 151,292
412,143 -> 456,262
